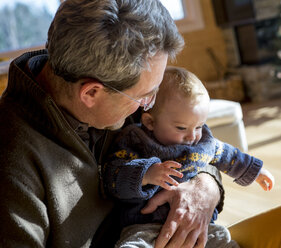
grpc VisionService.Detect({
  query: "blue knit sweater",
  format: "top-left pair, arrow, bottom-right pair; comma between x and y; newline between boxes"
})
103,124 -> 262,227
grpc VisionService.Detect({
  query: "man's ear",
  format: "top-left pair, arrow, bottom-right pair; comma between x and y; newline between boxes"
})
141,112 -> 154,131
79,81 -> 103,108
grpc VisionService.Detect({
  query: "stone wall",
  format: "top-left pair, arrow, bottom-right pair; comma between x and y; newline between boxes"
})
237,64 -> 281,102
254,0 -> 280,20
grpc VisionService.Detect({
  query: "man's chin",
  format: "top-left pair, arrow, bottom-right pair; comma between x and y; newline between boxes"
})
105,120 -> 125,131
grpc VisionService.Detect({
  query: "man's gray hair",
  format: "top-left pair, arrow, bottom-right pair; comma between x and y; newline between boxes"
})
46,0 -> 184,90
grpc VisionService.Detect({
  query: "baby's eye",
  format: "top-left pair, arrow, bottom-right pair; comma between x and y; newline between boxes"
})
196,126 -> 203,130
176,126 -> 186,131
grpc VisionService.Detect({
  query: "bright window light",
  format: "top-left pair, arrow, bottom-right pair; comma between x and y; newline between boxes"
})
0,0 -> 60,53
160,0 -> 185,20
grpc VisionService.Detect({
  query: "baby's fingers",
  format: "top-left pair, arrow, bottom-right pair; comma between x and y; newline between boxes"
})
265,178 -> 273,191
257,168 -> 275,191
167,168 -> 183,179
160,175 -> 181,190
160,182 -> 174,191
259,179 -> 273,191
166,174 -> 180,185
162,160 -> 182,169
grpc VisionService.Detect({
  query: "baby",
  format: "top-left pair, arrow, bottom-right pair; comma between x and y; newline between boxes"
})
103,66 -> 274,248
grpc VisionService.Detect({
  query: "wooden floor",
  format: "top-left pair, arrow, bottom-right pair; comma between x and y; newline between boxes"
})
216,98 -> 281,227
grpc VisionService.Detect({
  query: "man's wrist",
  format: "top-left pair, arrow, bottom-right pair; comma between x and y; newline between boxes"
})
198,170 -> 225,213
196,173 -> 220,205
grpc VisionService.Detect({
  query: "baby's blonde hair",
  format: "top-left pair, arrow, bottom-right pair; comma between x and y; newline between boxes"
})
149,66 -> 209,115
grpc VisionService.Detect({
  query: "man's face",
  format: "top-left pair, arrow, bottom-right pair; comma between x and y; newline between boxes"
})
90,52 -> 168,130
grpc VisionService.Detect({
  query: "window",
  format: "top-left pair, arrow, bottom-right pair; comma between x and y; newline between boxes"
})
0,0 -> 61,60
160,0 -> 205,33
160,0 -> 185,20
0,0 -> 204,60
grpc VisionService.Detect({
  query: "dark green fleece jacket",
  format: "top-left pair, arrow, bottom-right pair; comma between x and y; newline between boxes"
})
0,50 -> 114,247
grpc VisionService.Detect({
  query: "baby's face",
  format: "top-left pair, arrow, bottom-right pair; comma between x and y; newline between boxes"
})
151,94 -> 209,146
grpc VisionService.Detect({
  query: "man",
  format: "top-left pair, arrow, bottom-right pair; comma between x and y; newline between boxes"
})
0,0 -> 223,247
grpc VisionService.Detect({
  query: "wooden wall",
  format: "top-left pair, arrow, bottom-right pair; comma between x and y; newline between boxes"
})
0,0 -> 227,95
171,0 -> 227,82
0,74 -> 7,95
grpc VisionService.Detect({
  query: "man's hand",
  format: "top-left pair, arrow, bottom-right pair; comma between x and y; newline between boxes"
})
142,161 -> 183,190
141,173 -> 220,248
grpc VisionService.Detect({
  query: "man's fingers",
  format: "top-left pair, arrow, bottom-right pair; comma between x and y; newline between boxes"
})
173,229 -> 199,248
154,220 -> 178,248
141,190 -> 171,214
193,231 -> 208,248
155,206 -> 192,248
158,226 -> 199,248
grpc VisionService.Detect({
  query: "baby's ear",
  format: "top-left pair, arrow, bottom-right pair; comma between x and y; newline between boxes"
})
141,112 -> 154,131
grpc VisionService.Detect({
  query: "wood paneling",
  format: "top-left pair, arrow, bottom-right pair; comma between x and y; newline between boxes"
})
0,74 -> 8,95
171,0 -> 228,82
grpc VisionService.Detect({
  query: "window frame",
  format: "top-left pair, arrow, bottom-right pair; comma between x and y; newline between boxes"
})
174,0 -> 205,33
0,45 -> 45,60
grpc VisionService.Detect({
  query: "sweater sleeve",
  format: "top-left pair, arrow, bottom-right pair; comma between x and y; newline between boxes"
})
103,125 -> 160,201
104,155 -> 160,200
180,125 -> 262,186
210,139 -> 263,186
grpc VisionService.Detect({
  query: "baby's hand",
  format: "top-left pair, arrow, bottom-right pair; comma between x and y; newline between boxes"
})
255,168 -> 275,191
142,161 -> 183,190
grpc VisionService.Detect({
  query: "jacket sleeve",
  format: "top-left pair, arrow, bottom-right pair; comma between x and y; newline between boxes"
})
0,163 -> 48,248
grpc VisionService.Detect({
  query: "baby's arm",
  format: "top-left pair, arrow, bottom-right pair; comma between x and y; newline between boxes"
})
142,161 -> 183,190
255,167 -> 275,191
190,125 -> 267,187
